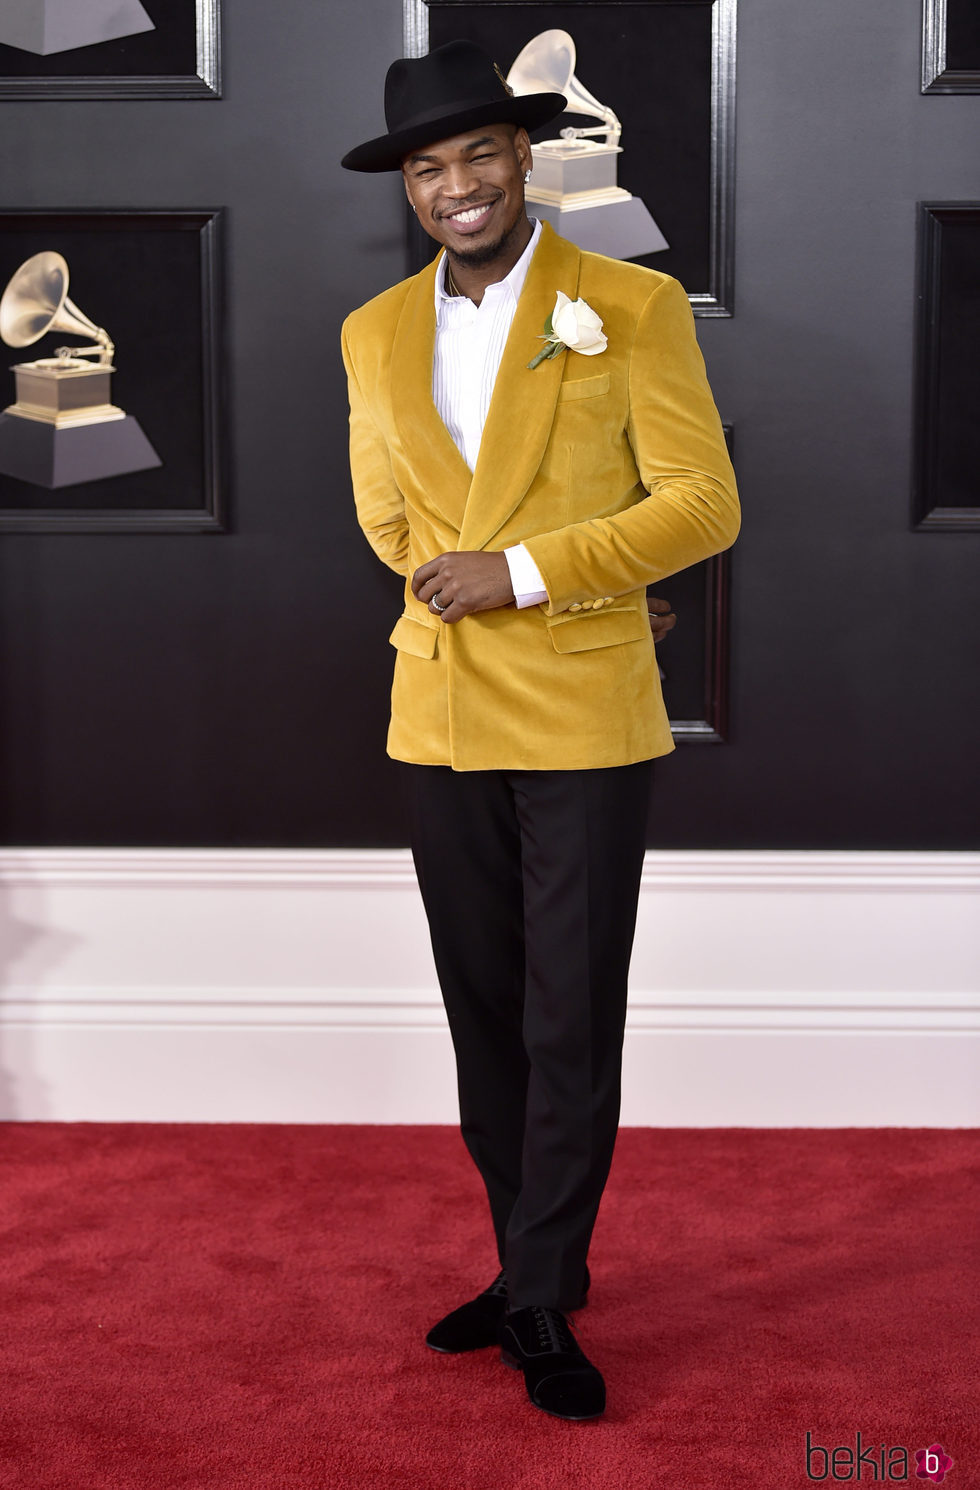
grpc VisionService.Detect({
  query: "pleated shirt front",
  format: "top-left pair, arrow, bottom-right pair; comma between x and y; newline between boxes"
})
431,218 -> 542,473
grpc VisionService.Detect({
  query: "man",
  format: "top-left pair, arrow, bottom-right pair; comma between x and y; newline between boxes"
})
340,40 -> 738,1421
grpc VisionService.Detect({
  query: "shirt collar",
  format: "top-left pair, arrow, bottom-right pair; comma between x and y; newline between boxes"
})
434,217 -> 542,314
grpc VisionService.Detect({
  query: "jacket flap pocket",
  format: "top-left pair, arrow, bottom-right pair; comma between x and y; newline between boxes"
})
389,613 -> 439,659
558,372 -> 610,403
547,608 -> 649,654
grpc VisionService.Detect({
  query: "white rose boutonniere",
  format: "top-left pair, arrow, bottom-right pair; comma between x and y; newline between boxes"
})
527,291 -> 608,370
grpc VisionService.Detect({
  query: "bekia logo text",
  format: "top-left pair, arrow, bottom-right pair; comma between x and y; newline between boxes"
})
806,1433 -> 955,1482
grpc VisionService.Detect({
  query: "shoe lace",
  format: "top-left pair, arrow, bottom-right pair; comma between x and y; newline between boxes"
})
531,1306 -> 576,1354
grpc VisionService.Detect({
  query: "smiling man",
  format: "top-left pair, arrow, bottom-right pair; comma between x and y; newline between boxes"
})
340,40 -> 739,1421
408,122 -> 530,261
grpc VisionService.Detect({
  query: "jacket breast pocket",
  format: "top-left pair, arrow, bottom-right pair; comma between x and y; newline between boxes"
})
557,372 -> 610,403
546,607 -> 650,654
389,614 -> 439,659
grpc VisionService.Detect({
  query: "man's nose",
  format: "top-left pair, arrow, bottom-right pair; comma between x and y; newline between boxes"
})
441,162 -> 481,198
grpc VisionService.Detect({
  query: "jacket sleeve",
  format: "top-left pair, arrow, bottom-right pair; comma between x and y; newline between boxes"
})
341,315 -> 411,578
521,276 -> 739,614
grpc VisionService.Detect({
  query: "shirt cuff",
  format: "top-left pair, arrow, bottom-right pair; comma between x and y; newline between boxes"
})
504,544 -> 549,609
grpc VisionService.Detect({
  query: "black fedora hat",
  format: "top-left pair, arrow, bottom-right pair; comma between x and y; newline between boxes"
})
341,39 -> 566,173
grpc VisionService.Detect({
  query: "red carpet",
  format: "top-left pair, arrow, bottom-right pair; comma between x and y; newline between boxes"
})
0,1125 -> 976,1490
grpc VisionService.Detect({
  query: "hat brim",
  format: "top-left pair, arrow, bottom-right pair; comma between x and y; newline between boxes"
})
341,92 -> 567,172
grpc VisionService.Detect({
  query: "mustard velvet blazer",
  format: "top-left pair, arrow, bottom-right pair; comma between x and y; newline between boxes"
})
341,222 -> 739,772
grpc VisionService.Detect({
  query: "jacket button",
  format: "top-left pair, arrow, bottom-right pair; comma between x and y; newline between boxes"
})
569,602 -> 583,612
603,596 -> 613,606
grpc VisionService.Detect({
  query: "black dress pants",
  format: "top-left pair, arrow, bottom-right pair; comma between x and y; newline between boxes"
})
402,760 -> 652,1311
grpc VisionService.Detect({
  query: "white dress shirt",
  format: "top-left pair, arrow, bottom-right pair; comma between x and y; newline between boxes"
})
432,219 -> 548,608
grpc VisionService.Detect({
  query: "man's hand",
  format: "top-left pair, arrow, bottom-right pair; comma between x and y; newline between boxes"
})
413,551 -> 514,623
647,596 -> 676,644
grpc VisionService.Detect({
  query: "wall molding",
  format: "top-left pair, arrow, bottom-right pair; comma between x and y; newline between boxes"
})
4,988 -> 978,1034
4,845 -> 978,886
1,849 -> 977,1125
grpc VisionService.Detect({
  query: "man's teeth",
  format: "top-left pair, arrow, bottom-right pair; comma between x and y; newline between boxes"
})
450,206 -> 489,223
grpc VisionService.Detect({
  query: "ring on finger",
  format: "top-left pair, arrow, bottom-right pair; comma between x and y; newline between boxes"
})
432,593 -> 447,613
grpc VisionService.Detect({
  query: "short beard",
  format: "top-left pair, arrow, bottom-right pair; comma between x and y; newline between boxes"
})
446,211 -> 525,271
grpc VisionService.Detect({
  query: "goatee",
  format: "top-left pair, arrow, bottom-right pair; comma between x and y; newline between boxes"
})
447,214 -> 525,272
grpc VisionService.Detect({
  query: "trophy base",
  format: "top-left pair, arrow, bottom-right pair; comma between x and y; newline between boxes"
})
0,0 -> 155,56
529,195 -> 669,261
0,412 -> 161,489
530,141 -> 622,197
9,358 -> 123,428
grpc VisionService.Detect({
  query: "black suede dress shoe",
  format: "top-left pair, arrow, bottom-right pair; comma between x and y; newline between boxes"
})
426,1268 -> 509,1353
499,1305 -> 605,1421
426,1266 -> 591,1354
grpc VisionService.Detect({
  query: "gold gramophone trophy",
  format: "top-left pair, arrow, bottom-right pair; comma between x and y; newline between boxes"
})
0,0 -> 154,56
507,30 -> 669,262
0,251 -> 161,489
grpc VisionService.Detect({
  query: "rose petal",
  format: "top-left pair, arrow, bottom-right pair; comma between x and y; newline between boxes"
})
572,299 -> 603,332
551,304 -> 578,346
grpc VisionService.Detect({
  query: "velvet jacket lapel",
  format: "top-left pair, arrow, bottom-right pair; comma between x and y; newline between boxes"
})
460,223 -> 582,552
389,254 -> 472,535
388,222 -> 583,546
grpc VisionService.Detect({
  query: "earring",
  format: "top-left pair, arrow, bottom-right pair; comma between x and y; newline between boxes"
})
524,170 -> 532,183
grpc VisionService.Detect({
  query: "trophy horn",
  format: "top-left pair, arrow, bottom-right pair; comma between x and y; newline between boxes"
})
507,29 -> 621,146
0,251 -> 114,365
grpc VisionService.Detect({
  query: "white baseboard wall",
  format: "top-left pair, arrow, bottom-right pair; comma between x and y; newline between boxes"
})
0,849 -> 977,1126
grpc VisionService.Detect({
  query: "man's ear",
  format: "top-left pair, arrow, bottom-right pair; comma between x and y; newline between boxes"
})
513,127 -> 532,174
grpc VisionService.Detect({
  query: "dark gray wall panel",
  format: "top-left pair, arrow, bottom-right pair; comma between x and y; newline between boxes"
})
0,0 -> 977,847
